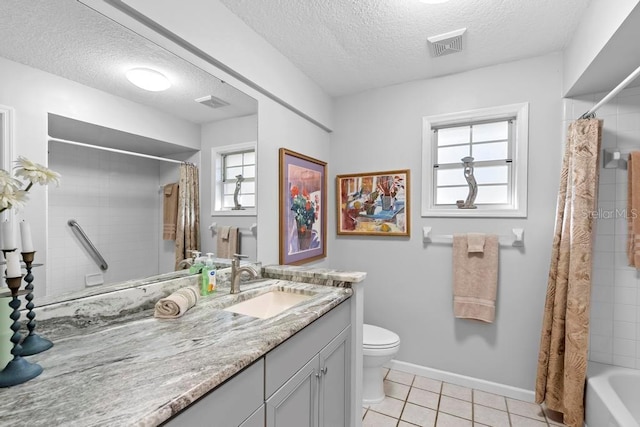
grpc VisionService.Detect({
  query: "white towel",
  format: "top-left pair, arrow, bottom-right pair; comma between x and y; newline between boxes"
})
452,233 -> 499,323
154,286 -> 199,319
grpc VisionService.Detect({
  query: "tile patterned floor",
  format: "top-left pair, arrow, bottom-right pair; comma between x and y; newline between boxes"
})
362,369 -> 568,427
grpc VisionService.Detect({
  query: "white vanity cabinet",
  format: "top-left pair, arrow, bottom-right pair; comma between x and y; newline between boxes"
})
163,299 -> 351,427
265,301 -> 351,427
163,359 -> 265,427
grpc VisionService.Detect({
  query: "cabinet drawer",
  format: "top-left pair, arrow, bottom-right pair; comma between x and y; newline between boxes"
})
163,358 -> 264,427
265,300 -> 350,398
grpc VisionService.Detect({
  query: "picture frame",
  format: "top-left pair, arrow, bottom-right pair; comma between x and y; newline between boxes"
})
279,148 -> 327,265
336,169 -> 410,236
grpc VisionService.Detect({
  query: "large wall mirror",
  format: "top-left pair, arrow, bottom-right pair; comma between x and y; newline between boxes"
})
0,0 -> 258,300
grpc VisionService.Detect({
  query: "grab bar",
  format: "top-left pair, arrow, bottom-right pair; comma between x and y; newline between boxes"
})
67,219 -> 108,271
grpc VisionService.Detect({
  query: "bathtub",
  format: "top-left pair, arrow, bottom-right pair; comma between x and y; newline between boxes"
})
586,362 -> 640,427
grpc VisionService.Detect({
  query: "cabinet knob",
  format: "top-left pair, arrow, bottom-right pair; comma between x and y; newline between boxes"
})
321,366 -> 328,375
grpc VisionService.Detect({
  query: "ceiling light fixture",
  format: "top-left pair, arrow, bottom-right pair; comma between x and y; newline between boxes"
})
125,68 -> 171,92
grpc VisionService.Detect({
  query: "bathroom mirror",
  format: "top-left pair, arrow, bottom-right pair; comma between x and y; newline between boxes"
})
0,0 -> 258,300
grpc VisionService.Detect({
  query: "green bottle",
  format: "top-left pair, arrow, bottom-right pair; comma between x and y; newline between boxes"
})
201,253 -> 217,296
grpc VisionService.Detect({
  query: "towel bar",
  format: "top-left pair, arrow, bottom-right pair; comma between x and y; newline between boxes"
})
208,223 -> 258,236
422,227 -> 524,247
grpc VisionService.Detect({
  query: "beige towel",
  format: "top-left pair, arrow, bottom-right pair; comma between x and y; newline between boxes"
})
154,286 -> 199,319
467,233 -> 486,253
628,152 -> 640,267
162,183 -> 179,241
216,226 -> 239,258
453,233 -> 499,323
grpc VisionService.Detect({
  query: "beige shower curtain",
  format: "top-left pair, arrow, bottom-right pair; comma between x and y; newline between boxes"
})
535,118 -> 602,427
175,163 -> 200,269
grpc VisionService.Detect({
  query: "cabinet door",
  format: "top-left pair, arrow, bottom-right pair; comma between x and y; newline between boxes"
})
318,326 -> 351,427
266,355 -> 319,427
240,405 -> 265,427
164,359 -> 264,427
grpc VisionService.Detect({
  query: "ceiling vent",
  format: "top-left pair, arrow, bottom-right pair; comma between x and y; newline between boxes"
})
195,95 -> 229,109
427,28 -> 466,57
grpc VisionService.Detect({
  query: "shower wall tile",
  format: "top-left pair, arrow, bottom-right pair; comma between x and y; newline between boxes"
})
613,355 -> 636,369
48,142 -> 169,295
592,268 -> 614,286
590,351 -> 612,365
590,334 -> 612,354
591,301 -> 613,320
614,286 -> 638,304
591,285 -> 614,303
613,321 -> 636,340
567,87 -> 640,370
614,304 -> 637,323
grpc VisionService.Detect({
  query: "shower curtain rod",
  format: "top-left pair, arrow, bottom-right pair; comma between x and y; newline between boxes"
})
48,137 -> 184,165
580,64 -> 640,119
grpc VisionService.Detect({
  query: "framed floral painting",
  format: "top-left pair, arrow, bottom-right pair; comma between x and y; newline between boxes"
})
336,169 -> 410,236
279,148 -> 327,265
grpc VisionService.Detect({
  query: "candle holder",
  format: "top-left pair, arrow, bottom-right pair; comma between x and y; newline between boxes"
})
19,252 -> 53,356
0,275 -> 42,387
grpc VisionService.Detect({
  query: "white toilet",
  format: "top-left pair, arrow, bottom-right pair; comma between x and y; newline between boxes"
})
362,324 -> 400,404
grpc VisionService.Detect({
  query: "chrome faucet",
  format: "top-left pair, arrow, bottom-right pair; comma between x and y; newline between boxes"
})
176,258 -> 192,270
177,250 -> 199,270
230,254 -> 259,294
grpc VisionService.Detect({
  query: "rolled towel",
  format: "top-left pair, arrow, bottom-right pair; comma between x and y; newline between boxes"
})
154,286 -> 199,319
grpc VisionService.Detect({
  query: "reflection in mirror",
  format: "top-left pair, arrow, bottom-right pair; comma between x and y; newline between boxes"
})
0,0 -> 258,300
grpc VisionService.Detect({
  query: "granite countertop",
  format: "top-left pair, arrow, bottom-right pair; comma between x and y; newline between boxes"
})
0,279 -> 352,426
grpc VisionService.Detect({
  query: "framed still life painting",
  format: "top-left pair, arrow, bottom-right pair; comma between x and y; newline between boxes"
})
336,169 -> 410,236
279,148 -> 327,265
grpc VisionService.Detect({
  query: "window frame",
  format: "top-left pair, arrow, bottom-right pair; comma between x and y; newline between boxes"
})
421,103 -> 529,218
211,141 -> 257,216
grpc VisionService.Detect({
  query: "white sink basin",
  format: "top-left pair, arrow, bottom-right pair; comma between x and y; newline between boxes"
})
224,290 -> 314,319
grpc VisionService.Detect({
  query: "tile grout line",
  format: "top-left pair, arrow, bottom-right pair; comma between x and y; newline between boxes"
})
366,370 -> 564,426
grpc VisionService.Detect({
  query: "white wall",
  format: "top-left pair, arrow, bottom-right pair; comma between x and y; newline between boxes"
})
329,53 -> 563,391
256,100 -> 331,265
200,114 -> 258,261
564,86 -> 640,370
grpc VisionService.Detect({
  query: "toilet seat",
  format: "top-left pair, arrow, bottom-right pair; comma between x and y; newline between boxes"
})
363,324 -> 400,349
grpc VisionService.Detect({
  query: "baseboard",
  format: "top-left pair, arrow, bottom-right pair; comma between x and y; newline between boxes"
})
386,359 -> 535,403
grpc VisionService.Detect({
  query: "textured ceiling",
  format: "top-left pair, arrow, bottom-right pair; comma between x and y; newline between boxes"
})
0,0 -> 257,125
219,0 -> 592,97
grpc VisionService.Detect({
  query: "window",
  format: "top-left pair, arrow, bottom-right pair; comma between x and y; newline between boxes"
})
212,142 -> 257,216
421,103 -> 528,217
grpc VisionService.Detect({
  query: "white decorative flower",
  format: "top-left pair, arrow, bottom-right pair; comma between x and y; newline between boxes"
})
14,156 -> 61,187
0,188 -> 28,211
0,156 -> 61,213
0,169 -> 21,193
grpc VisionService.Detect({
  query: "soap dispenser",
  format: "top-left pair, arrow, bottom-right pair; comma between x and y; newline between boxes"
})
201,253 -> 217,296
